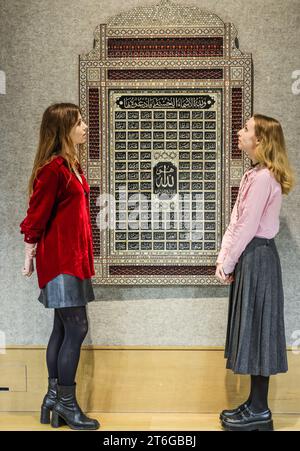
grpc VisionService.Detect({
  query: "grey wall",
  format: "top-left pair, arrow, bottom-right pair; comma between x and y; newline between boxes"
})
0,0 -> 299,346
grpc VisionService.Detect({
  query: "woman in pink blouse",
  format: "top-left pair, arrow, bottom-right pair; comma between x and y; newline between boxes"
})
216,114 -> 295,431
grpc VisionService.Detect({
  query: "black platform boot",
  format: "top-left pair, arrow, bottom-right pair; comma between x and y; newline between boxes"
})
51,383 -> 100,430
40,377 -> 58,424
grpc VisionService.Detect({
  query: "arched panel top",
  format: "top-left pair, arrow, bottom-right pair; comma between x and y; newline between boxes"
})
107,0 -> 224,28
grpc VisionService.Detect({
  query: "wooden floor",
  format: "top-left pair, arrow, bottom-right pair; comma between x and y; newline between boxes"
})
0,412 -> 299,431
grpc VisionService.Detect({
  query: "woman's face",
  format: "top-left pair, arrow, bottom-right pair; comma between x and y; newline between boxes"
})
69,113 -> 88,146
237,116 -> 259,161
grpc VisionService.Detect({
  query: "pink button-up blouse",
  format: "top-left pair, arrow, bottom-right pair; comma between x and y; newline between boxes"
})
216,165 -> 282,275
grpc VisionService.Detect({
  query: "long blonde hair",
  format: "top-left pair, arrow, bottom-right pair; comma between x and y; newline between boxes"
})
27,103 -> 81,200
254,114 -> 295,194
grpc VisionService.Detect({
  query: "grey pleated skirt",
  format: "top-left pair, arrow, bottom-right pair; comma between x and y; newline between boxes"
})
38,273 -> 95,309
225,236 -> 288,377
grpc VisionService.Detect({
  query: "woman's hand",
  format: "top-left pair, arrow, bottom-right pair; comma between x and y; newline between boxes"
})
22,255 -> 34,277
215,262 -> 234,284
22,243 -> 36,277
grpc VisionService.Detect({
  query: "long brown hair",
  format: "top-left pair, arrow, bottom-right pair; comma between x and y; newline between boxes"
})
253,114 -> 295,194
27,103 -> 81,200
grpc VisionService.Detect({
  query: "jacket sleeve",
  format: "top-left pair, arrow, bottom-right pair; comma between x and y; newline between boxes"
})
222,171 -> 272,275
20,165 -> 60,243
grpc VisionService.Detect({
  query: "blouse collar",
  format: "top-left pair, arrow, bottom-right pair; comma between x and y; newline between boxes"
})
251,161 -> 260,168
244,162 -> 263,182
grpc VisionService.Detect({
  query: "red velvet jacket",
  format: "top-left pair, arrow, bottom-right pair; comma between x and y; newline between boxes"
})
20,156 -> 95,288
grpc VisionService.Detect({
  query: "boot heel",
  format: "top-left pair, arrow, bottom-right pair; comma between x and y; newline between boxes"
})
51,410 -> 66,428
40,406 -> 51,424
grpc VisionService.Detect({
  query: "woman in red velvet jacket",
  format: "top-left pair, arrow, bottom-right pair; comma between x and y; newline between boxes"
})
20,103 -> 100,430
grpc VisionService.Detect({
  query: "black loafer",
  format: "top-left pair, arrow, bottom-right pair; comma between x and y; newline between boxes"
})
221,406 -> 273,431
219,402 -> 249,421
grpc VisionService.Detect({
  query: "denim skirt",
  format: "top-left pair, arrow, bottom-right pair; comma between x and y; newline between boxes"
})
38,273 -> 95,309
225,236 -> 288,377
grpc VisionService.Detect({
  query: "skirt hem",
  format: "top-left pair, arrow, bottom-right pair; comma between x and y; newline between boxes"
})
225,360 -> 288,377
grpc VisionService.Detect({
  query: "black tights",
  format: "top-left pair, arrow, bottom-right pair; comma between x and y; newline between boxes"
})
46,307 -> 88,386
246,375 -> 270,413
